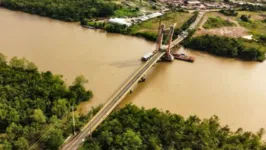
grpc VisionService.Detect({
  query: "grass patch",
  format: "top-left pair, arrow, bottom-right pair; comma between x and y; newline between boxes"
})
203,16 -> 236,29
237,11 -> 266,35
242,40 -> 266,53
113,8 -> 142,18
129,12 -> 193,41
238,20 -> 266,35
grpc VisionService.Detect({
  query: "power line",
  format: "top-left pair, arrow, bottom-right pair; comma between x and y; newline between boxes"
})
28,107 -> 72,150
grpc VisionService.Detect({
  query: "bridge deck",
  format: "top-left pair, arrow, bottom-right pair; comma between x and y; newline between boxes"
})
60,11 -> 205,150
60,51 -> 165,150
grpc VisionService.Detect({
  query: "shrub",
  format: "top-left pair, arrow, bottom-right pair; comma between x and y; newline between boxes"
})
240,15 -> 250,22
219,9 -> 238,16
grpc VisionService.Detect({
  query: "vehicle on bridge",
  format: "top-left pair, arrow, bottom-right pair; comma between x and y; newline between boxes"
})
180,31 -> 188,38
141,52 -> 154,61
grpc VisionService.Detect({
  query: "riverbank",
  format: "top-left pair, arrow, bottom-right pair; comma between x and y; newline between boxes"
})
184,35 -> 266,61
0,53 -> 93,149
80,104 -> 266,149
1,8 -> 266,148
0,0 -> 118,21
82,11 -> 198,42
187,10 -> 266,62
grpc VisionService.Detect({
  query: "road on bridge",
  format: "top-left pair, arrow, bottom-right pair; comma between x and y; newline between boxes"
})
60,51 -> 167,150
60,11 -> 205,150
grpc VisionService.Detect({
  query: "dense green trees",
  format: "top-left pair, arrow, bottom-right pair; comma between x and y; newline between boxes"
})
31,109 -> 46,123
241,4 -> 266,11
0,0 -> 118,21
105,23 -> 129,34
0,53 -> 93,149
219,9 -> 238,16
43,129 -> 64,150
240,15 -> 250,22
181,11 -> 199,31
183,35 -> 266,61
80,105 -> 266,150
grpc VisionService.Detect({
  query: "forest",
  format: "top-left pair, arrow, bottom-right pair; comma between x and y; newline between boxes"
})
241,4 -> 266,11
183,35 -> 266,61
80,104 -> 266,150
0,53 -> 93,149
0,0 -> 118,21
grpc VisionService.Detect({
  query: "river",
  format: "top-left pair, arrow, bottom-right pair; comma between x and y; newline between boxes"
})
1,8 -> 266,134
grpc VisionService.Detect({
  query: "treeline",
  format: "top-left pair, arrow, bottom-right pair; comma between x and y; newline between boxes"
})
80,104 -> 266,150
241,4 -> 266,11
81,11 -> 199,42
181,11 -> 199,30
0,53 -> 93,149
0,0 -> 119,21
219,9 -> 238,16
183,35 -> 266,61
82,21 -> 159,41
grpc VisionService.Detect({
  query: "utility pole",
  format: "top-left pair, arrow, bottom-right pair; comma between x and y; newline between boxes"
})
72,105 -> 76,135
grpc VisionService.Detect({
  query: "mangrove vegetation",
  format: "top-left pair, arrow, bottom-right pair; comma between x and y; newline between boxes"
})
80,104 -> 266,150
0,0 -> 118,21
0,53 -> 93,149
183,35 -> 266,61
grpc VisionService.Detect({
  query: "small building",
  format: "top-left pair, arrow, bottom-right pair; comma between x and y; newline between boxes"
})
147,12 -> 163,19
108,18 -> 132,27
204,2 -> 220,8
186,0 -> 201,6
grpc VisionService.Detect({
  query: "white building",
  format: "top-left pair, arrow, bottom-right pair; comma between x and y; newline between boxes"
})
108,18 -> 132,27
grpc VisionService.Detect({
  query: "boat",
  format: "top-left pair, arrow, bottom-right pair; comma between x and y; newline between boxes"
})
172,53 -> 195,62
141,52 -> 154,61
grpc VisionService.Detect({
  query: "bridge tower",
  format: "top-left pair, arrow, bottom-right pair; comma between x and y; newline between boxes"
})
156,24 -> 165,52
161,25 -> 175,62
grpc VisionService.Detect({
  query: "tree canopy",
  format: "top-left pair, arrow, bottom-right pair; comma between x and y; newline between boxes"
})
0,53 -> 93,149
183,35 -> 266,61
0,0 -> 119,21
80,105 -> 266,150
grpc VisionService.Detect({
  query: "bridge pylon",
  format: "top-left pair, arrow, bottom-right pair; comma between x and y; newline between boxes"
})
157,24 -> 175,62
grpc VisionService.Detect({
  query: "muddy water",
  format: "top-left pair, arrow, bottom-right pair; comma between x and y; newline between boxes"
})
121,47 -> 266,133
0,8 -> 154,110
1,8 -> 266,134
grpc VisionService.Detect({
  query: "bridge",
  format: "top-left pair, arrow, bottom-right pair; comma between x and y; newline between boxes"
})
60,11 -> 205,150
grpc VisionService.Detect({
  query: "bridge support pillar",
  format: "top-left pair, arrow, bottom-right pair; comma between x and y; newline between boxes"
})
139,77 -> 146,82
161,53 -> 174,62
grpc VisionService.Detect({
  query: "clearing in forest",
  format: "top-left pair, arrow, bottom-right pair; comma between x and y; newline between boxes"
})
203,16 -> 236,29
130,12 -> 193,35
195,12 -> 248,38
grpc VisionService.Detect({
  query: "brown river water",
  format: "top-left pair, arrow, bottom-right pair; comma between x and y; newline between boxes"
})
1,8 -> 266,134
